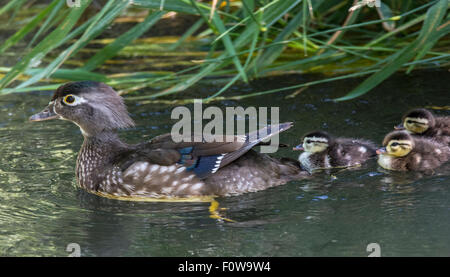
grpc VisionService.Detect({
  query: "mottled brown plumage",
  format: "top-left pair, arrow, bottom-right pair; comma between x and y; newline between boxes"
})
377,131 -> 450,172
397,108 -> 450,146
294,131 -> 377,172
30,81 -> 309,198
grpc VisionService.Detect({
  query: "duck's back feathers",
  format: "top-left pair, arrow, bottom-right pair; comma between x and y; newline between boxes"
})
94,122 -> 305,197
411,137 -> 449,171
426,116 -> 450,145
301,137 -> 377,171
133,122 -> 293,179
335,137 -> 377,153
329,138 -> 377,167
205,150 -> 309,196
435,116 -> 450,128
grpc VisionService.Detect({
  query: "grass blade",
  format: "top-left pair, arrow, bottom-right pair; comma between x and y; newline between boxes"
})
210,11 -> 248,83
0,0 -> 91,89
154,0 -> 302,97
168,18 -> 203,51
27,0 -> 66,48
0,0 -> 60,55
82,11 -> 165,71
335,0 -> 449,101
0,0 -> 25,17
16,0 -> 129,89
254,3 -> 308,70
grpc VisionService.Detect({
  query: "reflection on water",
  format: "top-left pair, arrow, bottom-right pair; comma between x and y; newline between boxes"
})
0,70 -> 449,256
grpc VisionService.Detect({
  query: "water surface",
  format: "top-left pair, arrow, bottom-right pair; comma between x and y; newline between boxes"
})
0,69 -> 449,256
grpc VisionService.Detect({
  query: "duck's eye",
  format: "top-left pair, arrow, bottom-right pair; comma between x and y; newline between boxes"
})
63,95 -> 76,105
305,139 -> 311,144
391,142 -> 399,147
406,120 -> 413,124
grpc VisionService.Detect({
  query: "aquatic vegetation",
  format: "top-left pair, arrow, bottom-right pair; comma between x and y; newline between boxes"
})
0,0 -> 448,101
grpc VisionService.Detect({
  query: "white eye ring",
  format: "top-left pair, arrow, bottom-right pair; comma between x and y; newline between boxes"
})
62,94 -> 86,106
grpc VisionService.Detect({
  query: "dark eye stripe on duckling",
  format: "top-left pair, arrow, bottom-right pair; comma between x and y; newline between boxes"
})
406,120 -> 427,125
307,140 -> 328,144
390,142 -> 410,147
305,138 -> 328,144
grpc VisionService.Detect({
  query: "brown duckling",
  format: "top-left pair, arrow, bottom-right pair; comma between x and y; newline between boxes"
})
293,131 -> 377,172
376,130 -> 450,172
395,108 -> 450,146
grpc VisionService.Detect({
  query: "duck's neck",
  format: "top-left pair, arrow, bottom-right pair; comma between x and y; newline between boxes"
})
76,131 -> 127,191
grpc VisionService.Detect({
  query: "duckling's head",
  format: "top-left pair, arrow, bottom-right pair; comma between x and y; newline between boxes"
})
29,81 -> 134,136
377,131 -> 414,157
293,131 -> 333,153
395,108 -> 435,134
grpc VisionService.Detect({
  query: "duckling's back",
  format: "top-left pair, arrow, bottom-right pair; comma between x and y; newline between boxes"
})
329,138 -> 377,167
432,116 -> 450,145
392,137 -> 450,172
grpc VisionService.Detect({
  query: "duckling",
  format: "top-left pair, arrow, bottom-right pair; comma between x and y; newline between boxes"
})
376,130 -> 450,172
293,131 -> 377,172
29,81 -> 309,199
395,108 -> 450,146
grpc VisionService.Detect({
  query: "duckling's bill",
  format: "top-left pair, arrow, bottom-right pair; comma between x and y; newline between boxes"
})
293,144 -> 304,151
394,123 -> 405,130
376,147 -> 387,155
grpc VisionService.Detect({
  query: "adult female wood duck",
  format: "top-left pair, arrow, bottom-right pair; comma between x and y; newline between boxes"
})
395,108 -> 450,146
30,81 -> 309,199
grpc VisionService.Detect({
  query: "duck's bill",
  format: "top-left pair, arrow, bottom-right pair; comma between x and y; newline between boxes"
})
292,144 -> 304,151
29,105 -> 60,122
376,147 -> 387,155
394,123 -> 405,130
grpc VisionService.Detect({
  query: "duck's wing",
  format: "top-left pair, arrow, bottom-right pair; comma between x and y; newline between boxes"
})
116,122 -> 293,179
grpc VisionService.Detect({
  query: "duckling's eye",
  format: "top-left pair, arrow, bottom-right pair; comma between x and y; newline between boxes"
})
391,142 -> 399,147
63,95 -> 76,105
305,139 -> 311,144
406,120 -> 413,124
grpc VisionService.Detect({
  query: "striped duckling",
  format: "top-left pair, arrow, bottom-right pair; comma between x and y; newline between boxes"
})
376,130 -> 450,172
395,108 -> 450,146
293,131 -> 377,172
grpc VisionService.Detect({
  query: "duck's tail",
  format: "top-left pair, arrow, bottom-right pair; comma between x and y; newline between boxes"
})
219,122 -> 293,168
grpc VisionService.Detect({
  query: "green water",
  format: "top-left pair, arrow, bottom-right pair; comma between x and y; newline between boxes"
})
0,70 -> 449,256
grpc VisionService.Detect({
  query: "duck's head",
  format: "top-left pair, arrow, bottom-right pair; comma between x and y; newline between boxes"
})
395,108 -> 435,134
293,131 -> 333,153
377,131 -> 414,157
29,81 -> 134,136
